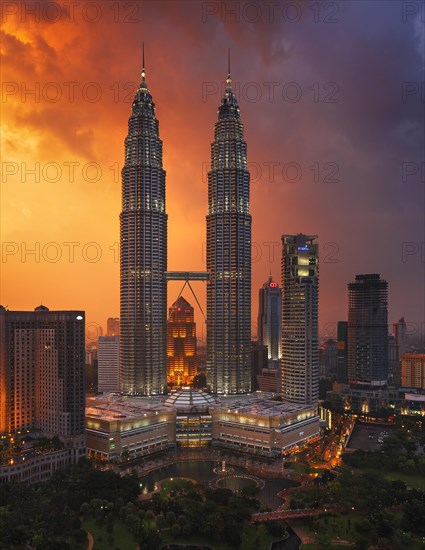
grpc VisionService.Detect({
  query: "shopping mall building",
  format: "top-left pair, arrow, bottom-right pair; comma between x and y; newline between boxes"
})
86,390 -> 320,461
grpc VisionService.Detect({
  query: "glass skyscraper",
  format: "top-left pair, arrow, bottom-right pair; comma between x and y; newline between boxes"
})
281,234 -> 319,405
120,58 -> 167,395
206,66 -> 252,394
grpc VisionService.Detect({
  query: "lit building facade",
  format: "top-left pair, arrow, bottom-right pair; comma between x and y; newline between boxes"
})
165,389 -> 216,448
120,56 -> 168,396
347,274 -> 388,386
281,235 -> 319,405
167,296 -> 197,388
206,66 -> 252,394
0,305 -> 86,463
98,336 -> 120,393
402,353 -> 425,389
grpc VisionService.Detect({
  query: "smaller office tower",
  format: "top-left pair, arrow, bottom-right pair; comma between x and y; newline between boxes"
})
336,321 -> 348,383
106,318 -> 120,336
98,336 -> 120,393
319,339 -> 337,381
167,297 -> 197,388
281,235 -> 319,405
258,275 -> 282,367
347,274 -> 388,386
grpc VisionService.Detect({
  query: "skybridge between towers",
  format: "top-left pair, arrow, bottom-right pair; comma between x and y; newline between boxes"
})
165,272 -> 209,321
165,272 -> 209,282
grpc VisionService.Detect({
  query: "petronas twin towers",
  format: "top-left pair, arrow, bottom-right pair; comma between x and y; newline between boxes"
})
120,53 -> 251,396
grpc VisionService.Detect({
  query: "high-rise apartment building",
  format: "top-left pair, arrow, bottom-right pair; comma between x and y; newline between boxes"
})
98,336 -> 120,393
281,234 -> 319,405
347,274 -> 388,386
206,63 -> 252,394
167,297 -> 197,388
0,305 -> 86,462
106,317 -> 120,336
120,54 -> 168,395
401,353 -> 425,389
258,275 -> 282,366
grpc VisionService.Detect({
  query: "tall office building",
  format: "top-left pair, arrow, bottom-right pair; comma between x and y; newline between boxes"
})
336,321 -> 348,383
347,274 -> 388,386
206,61 -> 252,394
0,305 -> 86,462
167,297 -> 197,388
106,317 -> 120,336
281,234 -> 319,405
98,336 -> 120,393
120,53 -> 168,395
258,275 -> 282,366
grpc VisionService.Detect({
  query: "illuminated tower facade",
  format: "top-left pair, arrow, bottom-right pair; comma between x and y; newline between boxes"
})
120,53 -> 167,395
281,234 -> 319,405
206,60 -> 252,394
167,297 -> 197,387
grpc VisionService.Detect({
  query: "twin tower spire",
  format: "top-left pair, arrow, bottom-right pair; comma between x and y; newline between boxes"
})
120,46 -> 251,396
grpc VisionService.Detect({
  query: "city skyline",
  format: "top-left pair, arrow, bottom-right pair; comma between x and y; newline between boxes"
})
1,2 -> 423,343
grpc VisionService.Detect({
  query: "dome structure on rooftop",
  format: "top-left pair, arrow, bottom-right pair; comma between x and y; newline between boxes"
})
164,388 -> 219,413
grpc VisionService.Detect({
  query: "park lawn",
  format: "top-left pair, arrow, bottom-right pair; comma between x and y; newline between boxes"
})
381,470 -> 425,490
300,512 -> 363,543
353,466 -> 424,490
301,545 -> 350,550
161,523 -> 282,550
83,517 -> 138,550
159,478 -> 194,494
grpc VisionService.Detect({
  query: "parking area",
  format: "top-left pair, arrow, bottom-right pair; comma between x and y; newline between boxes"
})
347,423 -> 393,451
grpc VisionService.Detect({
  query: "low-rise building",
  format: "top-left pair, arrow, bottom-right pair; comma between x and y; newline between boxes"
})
86,396 -> 175,461
86,391 -> 321,461
211,398 -> 320,457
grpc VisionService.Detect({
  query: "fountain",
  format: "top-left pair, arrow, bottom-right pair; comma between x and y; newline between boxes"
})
213,460 -> 234,475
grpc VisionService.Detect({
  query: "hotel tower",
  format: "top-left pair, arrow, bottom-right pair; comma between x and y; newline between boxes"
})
120,52 -> 168,395
206,60 -> 252,394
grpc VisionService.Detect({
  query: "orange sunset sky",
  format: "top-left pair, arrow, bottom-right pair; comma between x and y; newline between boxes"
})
1,1 -> 424,344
